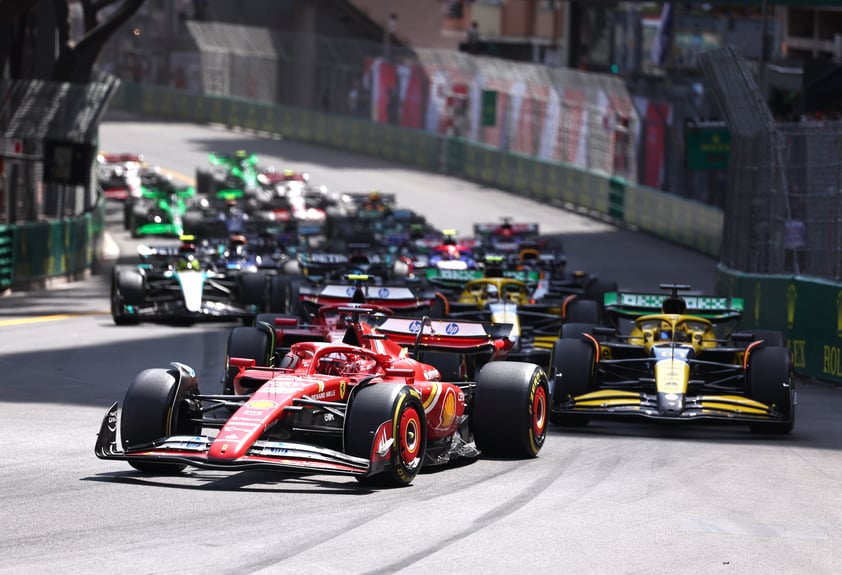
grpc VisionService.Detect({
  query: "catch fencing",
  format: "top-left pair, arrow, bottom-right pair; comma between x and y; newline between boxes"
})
699,46 -> 842,281
182,23 -> 641,184
100,20 -> 723,202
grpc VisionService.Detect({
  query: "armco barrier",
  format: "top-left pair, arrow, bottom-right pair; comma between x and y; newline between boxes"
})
0,225 -> 15,290
717,266 -> 842,385
10,202 -> 104,290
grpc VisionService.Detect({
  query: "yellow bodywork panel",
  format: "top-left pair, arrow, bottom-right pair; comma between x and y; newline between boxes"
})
655,359 -> 689,394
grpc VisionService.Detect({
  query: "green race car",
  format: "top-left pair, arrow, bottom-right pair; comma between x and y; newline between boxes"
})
128,176 -> 195,238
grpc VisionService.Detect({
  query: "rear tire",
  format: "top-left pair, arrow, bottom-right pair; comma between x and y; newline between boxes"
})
747,346 -> 795,434
564,298 -> 600,324
223,326 -> 273,394
345,384 -> 426,487
268,275 -> 289,313
584,278 -> 618,323
549,338 -> 594,427
237,272 -> 266,309
472,362 -> 549,457
120,366 -> 201,474
111,266 -> 144,326
195,168 -> 214,196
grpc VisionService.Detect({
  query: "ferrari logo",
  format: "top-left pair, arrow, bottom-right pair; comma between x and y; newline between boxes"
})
339,379 -> 347,399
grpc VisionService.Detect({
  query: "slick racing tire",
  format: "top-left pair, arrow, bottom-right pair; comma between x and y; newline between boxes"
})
584,278 -> 618,323
111,266 -> 144,326
560,322 -> 599,340
747,346 -> 795,434
268,275 -> 291,314
752,329 -> 786,348
549,338 -> 595,427
223,326 -> 274,395
268,275 -> 306,317
564,298 -> 600,325
284,279 -> 302,317
472,362 -> 549,458
345,384 -> 426,487
120,366 -> 201,474
195,168 -> 214,196
237,272 -> 267,308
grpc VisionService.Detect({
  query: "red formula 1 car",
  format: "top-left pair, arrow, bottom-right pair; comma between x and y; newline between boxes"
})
95,313 -> 549,487
97,152 -> 143,201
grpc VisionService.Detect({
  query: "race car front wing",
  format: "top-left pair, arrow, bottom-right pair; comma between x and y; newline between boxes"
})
552,389 -> 792,423
95,403 -> 383,477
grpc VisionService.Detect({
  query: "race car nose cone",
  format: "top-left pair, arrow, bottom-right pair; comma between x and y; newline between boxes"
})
657,392 -> 684,415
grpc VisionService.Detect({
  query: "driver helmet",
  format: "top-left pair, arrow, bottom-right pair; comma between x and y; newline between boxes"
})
177,253 -> 200,272
178,236 -> 197,255
229,234 -> 247,256
662,296 -> 687,315
659,321 -> 673,341
485,283 -> 500,299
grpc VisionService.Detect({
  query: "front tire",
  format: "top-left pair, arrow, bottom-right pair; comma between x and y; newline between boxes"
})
120,366 -> 201,474
237,272 -> 267,308
747,346 -> 795,434
345,384 -> 426,487
472,362 -> 549,457
111,266 -> 144,326
549,338 -> 595,426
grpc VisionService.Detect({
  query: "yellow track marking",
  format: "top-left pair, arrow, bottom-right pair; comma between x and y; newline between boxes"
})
0,311 -> 110,326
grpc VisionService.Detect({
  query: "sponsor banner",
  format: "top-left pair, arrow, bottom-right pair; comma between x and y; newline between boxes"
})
634,97 -> 672,189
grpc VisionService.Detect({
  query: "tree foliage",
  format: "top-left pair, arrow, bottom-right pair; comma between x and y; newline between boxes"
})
0,0 -> 146,83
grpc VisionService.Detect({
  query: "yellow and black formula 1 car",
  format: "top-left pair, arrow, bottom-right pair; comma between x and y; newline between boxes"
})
444,276 -> 601,369
549,284 -> 795,434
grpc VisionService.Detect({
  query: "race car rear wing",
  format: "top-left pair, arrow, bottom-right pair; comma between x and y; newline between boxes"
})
372,316 -> 514,353
424,267 -> 541,288
473,222 -> 539,236
304,282 -> 420,302
603,291 -> 744,322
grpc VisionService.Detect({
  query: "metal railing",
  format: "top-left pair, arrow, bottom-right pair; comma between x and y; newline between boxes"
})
699,46 -> 842,280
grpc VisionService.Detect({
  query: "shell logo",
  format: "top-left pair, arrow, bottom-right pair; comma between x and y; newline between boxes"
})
246,399 -> 277,409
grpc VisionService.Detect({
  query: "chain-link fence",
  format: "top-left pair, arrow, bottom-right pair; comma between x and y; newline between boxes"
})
699,46 -> 842,281
151,22 -> 641,184
98,19 -> 729,201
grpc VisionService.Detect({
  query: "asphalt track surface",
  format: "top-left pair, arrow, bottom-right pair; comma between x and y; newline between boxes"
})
1,116 -> 841,574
